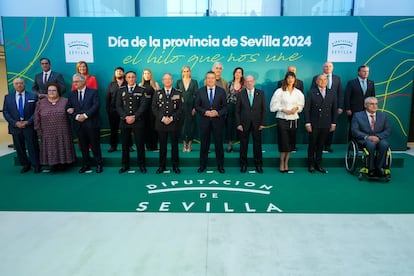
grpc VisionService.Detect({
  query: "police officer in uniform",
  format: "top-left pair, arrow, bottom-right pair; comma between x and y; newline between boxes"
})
116,71 -> 150,173
152,73 -> 183,174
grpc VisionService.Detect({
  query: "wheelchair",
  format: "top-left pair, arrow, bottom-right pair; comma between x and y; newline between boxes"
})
345,139 -> 391,181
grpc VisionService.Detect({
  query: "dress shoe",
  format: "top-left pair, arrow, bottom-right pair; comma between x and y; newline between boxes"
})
308,165 -> 315,173
20,165 -> 31,174
368,170 -> 376,177
173,167 -> 181,174
140,166 -> 147,173
156,167 -> 166,174
34,166 -> 41,174
107,147 -> 117,153
96,165 -> 103,173
316,166 -> 328,174
218,167 -> 225,174
256,166 -> 263,174
323,146 -> 333,153
79,166 -> 91,174
197,166 -> 206,173
240,165 -> 247,173
119,167 -> 130,174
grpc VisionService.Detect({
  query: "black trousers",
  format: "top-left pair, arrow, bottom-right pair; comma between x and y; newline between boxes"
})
238,122 -> 263,166
77,127 -> 102,167
307,127 -> 329,167
199,118 -> 224,168
107,111 -> 120,148
158,129 -> 179,168
12,129 -> 39,167
121,126 -> 145,167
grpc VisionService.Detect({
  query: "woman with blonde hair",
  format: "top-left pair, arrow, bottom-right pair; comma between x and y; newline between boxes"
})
175,65 -> 199,152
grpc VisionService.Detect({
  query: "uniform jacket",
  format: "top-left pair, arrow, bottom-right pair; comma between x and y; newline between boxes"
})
116,85 -> 149,128
152,88 -> 183,132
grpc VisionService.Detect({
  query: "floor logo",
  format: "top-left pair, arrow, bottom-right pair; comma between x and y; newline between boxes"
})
64,33 -> 94,63
327,32 -> 358,62
136,178 -> 283,213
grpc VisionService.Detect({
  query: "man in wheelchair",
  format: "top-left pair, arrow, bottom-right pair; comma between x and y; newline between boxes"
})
351,97 -> 391,178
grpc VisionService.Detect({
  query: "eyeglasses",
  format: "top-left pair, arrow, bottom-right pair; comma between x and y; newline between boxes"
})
367,103 -> 378,105
48,89 -> 58,92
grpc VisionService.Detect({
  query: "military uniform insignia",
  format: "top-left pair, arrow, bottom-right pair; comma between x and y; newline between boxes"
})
159,94 -> 163,100
122,92 -> 126,97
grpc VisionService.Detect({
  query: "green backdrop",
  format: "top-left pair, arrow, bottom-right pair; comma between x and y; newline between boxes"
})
2,16 -> 413,150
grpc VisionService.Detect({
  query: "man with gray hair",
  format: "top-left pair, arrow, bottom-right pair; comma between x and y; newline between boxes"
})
66,73 -> 103,173
351,97 -> 390,177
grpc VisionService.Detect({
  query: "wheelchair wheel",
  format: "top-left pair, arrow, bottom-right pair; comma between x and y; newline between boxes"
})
345,140 -> 358,173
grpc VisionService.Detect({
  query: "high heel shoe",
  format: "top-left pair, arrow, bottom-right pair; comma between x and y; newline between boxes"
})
226,145 -> 233,153
187,141 -> 192,152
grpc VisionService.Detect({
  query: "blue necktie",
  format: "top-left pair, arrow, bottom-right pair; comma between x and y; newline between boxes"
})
18,93 -> 24,120
209,88 -> 213,106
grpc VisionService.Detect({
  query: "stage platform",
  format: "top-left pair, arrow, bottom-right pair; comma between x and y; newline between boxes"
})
75,143 -> 405,168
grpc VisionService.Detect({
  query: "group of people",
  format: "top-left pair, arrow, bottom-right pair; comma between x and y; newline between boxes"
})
2,59 -> 390,177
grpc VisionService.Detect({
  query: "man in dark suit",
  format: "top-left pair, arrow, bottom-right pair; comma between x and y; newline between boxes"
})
345,65 -> 376,140
311,62 -> 343,152
304,74 -> 338,173
116,71 -> 150,174
352,97 -> 390,177
3,78 -> 40,173
235,75 -> 266,173
66,73 -> 103,174
195,71 -> 228,173
152,73 -> 183,174
32,58 -> 66,98
277,65 -> 304,92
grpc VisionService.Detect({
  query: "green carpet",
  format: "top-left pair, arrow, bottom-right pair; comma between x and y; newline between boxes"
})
1,148 -> 412,213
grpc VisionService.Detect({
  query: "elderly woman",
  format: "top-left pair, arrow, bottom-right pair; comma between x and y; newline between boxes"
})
34,83 -> 76,172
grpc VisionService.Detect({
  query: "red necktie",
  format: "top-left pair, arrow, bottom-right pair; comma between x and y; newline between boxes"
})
370,114 -> 375,131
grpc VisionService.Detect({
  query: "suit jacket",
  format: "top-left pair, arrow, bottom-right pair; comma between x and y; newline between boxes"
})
235,88 -> 266,130
195,86 -> 228,124
116,85 -> 149,128
277,79 -> 304,93
3,91 -> 38,134
32,71 -> 66,95
311,74 -> 343,109
304,87 -> 338,129
351,110 -> 390,143
66,87 -> 101,130
152,88 -> 183,132
345,78 -> 376,113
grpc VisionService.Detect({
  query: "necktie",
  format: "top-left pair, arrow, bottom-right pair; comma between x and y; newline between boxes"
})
248,90 -> 253,106
18,93 -> 24,120
321,89 -> 326,98
327,75 -> 332,89
209,88 -> 214,106
129,87 -> 133,94
166,90 -> 170,98
44,73 -> 48,84
370,114 -> 375,131
362,80 -> 367,94
78,90 -> 83,103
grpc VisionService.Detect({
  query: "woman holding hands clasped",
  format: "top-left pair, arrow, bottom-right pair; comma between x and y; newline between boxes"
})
270,71 -> 304,173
